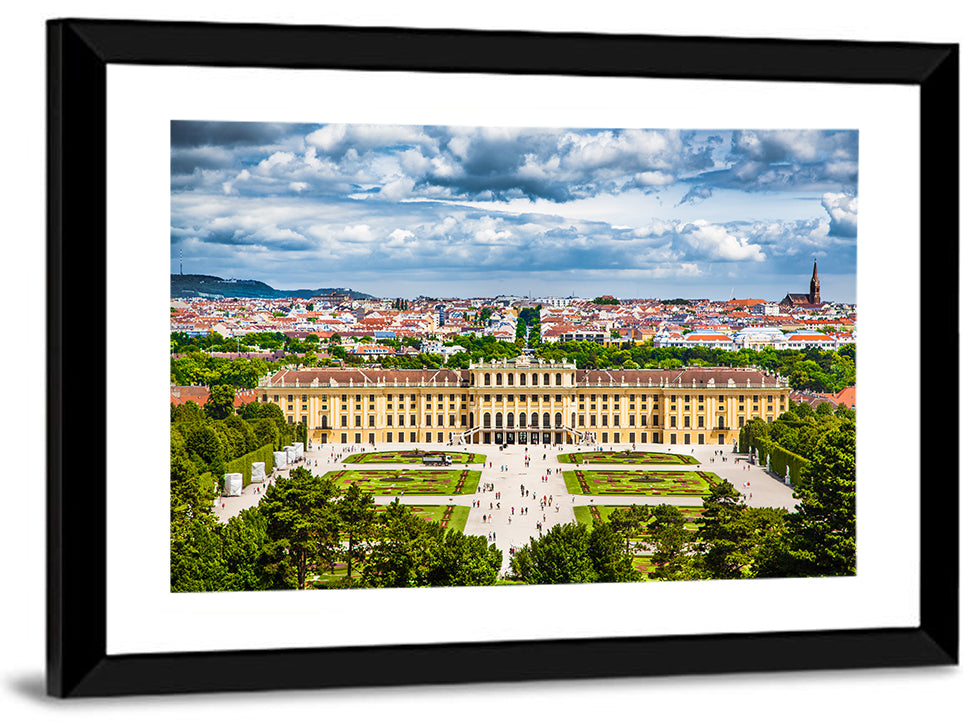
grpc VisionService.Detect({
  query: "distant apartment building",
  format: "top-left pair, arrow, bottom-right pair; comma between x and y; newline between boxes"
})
533,296 -> 574,307
751,302 -> 781,316
655,327 -> 851,352
541,325 -> 607,344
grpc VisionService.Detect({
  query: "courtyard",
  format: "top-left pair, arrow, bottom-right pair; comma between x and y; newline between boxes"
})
215,439 -> 799,577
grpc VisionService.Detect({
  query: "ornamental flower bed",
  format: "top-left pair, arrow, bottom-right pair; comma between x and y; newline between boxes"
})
563,469 -> 722,496
558,451 -> 699,465
322,468 -> 481,495
343,450 -> 486,464
372,504 -> 456,527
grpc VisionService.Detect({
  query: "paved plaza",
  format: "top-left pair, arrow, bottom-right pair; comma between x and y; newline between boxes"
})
214,441 -> 800,575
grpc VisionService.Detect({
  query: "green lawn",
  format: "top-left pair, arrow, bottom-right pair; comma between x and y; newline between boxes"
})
369,503 -> 469,532
558,451 -> 699,465
343,450 -> 486,464
574,504 -> 704,533
633,555 -> 657,579
322,468 -> 482,495
563,469 -> 723,496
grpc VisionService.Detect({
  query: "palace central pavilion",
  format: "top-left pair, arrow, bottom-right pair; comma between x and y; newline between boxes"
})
258,358 -> 789,447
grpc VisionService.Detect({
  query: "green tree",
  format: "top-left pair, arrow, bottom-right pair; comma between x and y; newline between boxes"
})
510,523 -> 596,584
223,414 -> 259,453
362,499 -> 443,587
648,505 -> 694,580
171,515 -> 230,592
755,426 -> 856,578
696,481 -> 786,579
172,400 -> 206,424
510,521 -> 637,584
204,384 -> 236,420
251,417 -> 281,450
426,530 -> 502,586
607,505 -> 651,554
260,466 -> 340,590
221,507 -> 270,590
335,483 -> 377,580
588,520 -> 641,582
170,445 -> 207,521
184,424 -> 224,468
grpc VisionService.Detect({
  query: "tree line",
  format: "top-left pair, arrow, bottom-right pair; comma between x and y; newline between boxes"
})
171,466 -> 502,592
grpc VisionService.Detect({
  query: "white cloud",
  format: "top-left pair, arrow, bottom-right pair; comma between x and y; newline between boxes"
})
677,220 -> 766,262
380,177 -> 416,201
340,224 -> 376,242
388,229 -> 415,246
822,192 -> 858,237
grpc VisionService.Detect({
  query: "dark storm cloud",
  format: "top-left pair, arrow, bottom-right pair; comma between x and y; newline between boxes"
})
171,146 -> 238,174
688,129 -> 859,193
171,123 -> 857,207
171,121 -> 316,148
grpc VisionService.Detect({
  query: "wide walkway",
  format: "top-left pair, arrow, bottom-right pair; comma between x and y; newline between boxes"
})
214,441 -> 799,576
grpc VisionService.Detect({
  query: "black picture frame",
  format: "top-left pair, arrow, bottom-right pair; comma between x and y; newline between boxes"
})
47,18 -> 958,698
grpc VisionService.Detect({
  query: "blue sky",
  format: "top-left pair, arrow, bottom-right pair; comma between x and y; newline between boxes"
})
171,122 -> 858,302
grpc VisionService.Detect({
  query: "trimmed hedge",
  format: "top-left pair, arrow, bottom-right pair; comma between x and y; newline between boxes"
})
226,443 -> 276,487
750,436 -> 809,487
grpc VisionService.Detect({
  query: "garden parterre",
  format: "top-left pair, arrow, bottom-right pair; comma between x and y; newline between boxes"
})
343,450 -> 486,464
321,468 -> 481,495
558,450 -> 699,465
372,504 -> 468,531
574,504 -> 705,533
563,469 -> 723,496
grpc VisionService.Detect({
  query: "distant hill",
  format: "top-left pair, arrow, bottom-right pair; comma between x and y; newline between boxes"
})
171,274 -> 374,300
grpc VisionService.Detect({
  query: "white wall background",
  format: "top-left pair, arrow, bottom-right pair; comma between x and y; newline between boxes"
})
2,1 -> 961,718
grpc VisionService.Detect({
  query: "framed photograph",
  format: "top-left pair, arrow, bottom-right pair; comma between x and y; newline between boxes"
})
48,19 -> 958,698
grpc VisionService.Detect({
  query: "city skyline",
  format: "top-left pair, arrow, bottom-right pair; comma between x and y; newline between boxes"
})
171,122 -> 858,303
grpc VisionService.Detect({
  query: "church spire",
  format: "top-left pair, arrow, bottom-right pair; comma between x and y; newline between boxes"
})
810,258 -> 821,304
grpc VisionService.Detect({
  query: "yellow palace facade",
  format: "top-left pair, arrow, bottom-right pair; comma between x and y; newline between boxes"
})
258,358 -> 789,447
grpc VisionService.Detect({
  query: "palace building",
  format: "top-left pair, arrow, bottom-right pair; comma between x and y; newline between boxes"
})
258,358 -> 789,447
